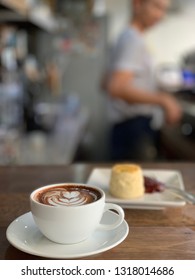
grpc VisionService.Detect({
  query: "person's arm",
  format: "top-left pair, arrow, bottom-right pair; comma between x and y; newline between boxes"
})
107,70 -> 183,125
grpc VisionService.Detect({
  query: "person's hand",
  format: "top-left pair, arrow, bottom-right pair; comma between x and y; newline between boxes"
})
160,93 -> 183,125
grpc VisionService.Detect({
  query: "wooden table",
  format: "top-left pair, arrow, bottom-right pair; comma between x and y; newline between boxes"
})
1,162 -> 195,260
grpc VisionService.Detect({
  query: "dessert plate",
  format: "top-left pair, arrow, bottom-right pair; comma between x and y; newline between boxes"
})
87,169 -> 186,209
6,211 -> 129,259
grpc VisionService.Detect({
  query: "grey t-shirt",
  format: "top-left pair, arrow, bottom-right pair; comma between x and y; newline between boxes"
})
107,27 -> 163,129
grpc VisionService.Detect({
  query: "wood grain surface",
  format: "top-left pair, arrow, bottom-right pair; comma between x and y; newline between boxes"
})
1,163 -> 195,260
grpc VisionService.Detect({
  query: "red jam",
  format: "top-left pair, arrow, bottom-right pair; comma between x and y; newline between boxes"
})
144,176 -> 165,193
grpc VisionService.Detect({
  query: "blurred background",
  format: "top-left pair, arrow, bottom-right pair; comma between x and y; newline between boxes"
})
0,0 -> 195,165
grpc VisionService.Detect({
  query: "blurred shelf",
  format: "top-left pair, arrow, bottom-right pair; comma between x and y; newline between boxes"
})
0,10 -> 25,22
0,0 -> 28,16
0,0 -> 59,33
28,10 -> 58,33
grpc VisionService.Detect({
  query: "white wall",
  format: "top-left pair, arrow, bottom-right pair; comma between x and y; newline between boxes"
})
144,1 -> 195,66
105,0 -> 195,65
105,0 -> 130,44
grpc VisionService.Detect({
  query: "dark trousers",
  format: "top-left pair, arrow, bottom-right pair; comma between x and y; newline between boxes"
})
110,116 -> 160,161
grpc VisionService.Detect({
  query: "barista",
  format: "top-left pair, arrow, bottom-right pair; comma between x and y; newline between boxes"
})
106,0 -> 182,160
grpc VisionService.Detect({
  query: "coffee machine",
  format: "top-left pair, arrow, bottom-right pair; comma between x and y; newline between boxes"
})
177,50 -> 195,140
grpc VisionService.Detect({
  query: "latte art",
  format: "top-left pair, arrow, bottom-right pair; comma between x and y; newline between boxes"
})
35,186 -> 101,206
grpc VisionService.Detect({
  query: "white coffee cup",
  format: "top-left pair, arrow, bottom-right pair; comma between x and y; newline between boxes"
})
30,183 -> 124,244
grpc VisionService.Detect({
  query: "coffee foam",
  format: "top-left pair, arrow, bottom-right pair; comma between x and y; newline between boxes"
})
34,185 -> 101,207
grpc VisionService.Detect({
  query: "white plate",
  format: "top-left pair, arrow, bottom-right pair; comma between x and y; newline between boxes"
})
87,169 -> 186,209
6,211 -> 129,259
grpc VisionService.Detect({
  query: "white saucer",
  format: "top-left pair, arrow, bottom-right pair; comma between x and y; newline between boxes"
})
6,211 -> 129,259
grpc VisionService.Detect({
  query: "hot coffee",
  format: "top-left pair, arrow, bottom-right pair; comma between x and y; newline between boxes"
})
34,185 -> 101,207
30,183 -> 125,244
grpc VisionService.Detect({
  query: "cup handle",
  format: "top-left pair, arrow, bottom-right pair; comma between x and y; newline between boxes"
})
98,203 -> 124,230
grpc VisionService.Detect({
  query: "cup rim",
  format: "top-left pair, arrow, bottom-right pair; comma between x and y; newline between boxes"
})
30,182 -> 105,208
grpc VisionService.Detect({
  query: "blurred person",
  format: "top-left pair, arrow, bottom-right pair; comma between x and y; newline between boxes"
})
104,0 -> 182,160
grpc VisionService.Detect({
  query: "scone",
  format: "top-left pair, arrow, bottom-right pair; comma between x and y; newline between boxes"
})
109,164 -> 144,199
